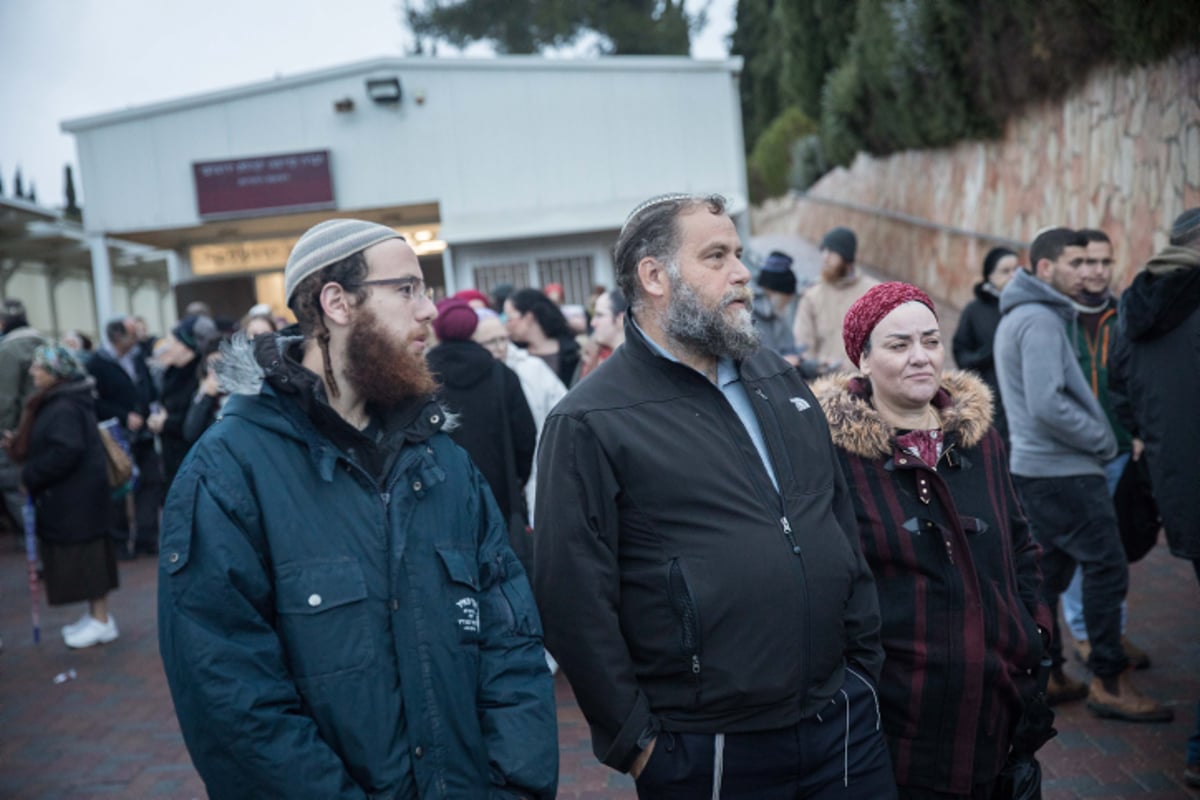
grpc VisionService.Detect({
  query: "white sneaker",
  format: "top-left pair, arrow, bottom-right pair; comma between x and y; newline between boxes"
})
63,615 -> 119,649
61,613 -> 93,637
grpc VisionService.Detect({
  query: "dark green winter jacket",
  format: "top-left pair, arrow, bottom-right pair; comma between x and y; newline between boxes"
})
158,336 -> 558,800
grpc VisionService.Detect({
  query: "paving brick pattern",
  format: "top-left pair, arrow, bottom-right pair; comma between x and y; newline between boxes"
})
1,538 -> 1195,798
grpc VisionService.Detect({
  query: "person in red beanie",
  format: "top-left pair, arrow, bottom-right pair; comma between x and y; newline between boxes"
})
814,281 -> 1053,799
426,298 -> 537,567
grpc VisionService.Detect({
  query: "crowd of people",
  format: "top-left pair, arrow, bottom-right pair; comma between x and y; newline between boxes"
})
0,198 -> 1197,797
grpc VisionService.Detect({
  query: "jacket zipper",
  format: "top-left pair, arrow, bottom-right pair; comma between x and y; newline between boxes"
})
668,559 -> 702,702
753,387 -> 802,558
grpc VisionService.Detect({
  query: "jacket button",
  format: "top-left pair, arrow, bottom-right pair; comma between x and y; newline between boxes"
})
430,414 -> 440,424
308,594 -> 322,607
391,598 -> 400,611
414,746 -> 424,759
899,458 -> 907,465
168,552 -> 180,564
412,480 -> 422,492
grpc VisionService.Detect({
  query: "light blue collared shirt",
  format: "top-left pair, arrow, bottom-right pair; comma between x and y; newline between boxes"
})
633,320 -> 779,493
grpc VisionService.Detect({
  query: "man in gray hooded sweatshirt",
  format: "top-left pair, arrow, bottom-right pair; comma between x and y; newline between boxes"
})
994,227 -> 1171,723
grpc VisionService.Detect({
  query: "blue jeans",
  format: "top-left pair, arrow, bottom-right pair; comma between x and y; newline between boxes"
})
1062,453 -> 1129,640
1013,474 -> 1130,677
634,666 -> 896,799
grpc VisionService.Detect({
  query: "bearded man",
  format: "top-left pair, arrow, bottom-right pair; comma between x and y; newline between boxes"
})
533,194 -> 893,798
157,219 -> 558,799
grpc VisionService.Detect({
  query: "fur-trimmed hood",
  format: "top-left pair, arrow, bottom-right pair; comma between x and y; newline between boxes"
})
814,369 -> 994,459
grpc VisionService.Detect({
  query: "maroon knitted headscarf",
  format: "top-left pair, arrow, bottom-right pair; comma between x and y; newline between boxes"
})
842,282 -> 937,368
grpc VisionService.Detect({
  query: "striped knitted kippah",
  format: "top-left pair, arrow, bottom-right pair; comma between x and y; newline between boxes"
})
284,218 -> 402,305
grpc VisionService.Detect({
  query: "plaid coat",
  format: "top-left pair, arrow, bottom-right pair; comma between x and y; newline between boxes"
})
815,370 -> 1052,795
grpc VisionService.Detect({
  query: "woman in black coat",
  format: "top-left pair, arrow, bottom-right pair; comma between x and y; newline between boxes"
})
426,300 -> 537,563
147,314 -> 220,488
5,345 -> 119,649
952,247 -> 1018,445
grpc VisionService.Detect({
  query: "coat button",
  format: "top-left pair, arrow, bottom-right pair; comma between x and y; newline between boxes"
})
168,552 -> 180,563
412,480 -> 422,492
414,746 -> 424,759
308,594 -> 322,608
899,458 -> 907,465
430,414 -> 440,424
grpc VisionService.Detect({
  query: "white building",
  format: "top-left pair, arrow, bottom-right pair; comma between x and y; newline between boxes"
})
62,55 -> 748,323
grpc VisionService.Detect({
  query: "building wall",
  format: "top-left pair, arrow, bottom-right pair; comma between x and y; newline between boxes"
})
69,58 -> 747,243
752,52 -> 1200,309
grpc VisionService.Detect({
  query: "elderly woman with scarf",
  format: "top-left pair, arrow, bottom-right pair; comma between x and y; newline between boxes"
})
814,283 -> 1052,800
5,345 -> 119,648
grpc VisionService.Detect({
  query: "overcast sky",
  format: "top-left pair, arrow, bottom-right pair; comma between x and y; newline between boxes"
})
0,0 -> 736,208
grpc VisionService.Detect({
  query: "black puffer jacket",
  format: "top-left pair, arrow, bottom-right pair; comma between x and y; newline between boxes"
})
21,378 -> 110,543
1118,246 -> 1200,559
426,340 -> 536,522
952,282 -> 1007,444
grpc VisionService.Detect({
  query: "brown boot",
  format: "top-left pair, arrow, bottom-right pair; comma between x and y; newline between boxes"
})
1086,670 -> 1174,722
1075,636 -> 1151,670
1045,667 -> 1088,705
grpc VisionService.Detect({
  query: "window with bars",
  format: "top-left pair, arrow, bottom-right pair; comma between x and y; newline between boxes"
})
536,255 -> 594,306
472,262 -> 531,299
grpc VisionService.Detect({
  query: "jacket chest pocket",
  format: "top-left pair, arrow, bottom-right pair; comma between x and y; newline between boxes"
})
274,559 -> 374,679
436,547 -> 482,645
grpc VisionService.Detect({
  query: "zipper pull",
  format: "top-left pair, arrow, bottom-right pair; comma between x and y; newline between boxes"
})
691,654 -> 701,674
781,516 -> 801,555
944,538 -> 954,564
755,388 -> 768,401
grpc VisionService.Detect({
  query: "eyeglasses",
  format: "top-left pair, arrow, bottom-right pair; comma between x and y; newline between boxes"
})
358,276 -> 432,301
1084,258 -> 1114,267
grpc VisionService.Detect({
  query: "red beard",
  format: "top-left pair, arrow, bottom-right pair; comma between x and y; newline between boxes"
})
343,306 -> 438,408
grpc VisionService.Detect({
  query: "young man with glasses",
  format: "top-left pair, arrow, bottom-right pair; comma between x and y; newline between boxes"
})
994,227 -> 1170,722
158,219 -> 558,799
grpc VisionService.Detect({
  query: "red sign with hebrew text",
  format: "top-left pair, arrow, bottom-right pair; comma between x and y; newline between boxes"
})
193,150 -> 334,218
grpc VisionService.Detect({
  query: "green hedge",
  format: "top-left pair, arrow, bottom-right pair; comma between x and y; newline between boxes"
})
733,0 -> 1200,185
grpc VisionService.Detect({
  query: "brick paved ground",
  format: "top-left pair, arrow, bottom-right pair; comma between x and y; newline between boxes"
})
0,537 -> 1195,799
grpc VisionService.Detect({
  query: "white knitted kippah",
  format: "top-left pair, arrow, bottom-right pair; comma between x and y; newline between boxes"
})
284,218 -> 402,305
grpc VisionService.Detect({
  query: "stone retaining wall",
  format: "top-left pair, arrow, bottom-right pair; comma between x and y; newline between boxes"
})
752,51 -> 1200,310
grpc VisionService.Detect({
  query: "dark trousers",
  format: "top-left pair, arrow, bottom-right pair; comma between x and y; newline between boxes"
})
1014,474 -> 1129,677
635,666 -> 896,799
111,440 -> 163,553
132,441 -> 163,551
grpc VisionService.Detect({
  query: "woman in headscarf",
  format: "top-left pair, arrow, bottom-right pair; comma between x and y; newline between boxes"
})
5,344 -> 119,648
814,282 -> 1052,800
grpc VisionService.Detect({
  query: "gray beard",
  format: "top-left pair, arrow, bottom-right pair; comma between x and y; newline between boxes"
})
664,270 -> 760,361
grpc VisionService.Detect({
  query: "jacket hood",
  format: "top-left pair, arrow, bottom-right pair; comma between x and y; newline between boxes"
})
426,340 -> 496,390
214,332 -> 450,444
972,281 -> 1000,305
1120,246 -> 1200,341
813,369 -> 994,458
999,268 -> 1074,321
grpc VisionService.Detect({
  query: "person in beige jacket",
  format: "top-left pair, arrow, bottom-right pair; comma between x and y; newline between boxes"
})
792,227 -> 879,373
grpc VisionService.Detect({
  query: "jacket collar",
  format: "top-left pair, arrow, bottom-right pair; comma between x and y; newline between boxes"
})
813,370 -> 994,459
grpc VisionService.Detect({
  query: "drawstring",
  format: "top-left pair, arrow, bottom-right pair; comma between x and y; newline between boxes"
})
712,733 -> 725,799
846,666 -> 881,730
840,688 -> 850,787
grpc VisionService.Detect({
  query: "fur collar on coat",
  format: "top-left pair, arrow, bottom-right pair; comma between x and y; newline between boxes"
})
813,369 -> 994,459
